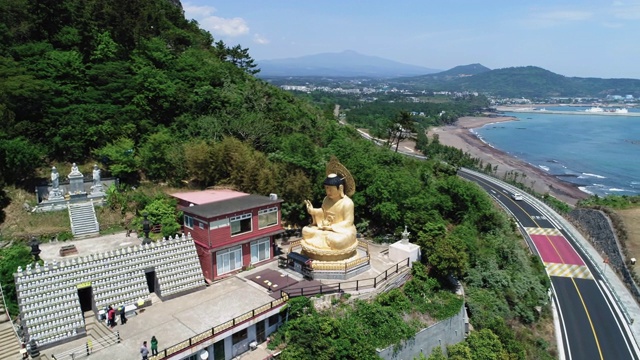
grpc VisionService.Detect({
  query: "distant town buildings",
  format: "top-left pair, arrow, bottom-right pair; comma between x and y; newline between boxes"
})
276,79 -> 635,108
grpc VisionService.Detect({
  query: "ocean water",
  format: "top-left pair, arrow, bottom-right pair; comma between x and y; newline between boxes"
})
472,110 -> 640,197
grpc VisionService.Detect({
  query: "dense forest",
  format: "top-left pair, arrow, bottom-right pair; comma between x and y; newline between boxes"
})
1,0 -> 555,358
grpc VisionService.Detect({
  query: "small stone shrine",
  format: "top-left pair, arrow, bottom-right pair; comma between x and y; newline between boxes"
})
388,226 -> 421,266
35,163 -> 112,212
67,163 -> 86,199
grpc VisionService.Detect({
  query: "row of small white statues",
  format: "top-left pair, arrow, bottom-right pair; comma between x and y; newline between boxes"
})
50,163 -> 101,190
17,233 -> 193,275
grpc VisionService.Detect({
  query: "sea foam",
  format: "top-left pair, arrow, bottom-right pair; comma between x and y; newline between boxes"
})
581,173 -> 606,179
578,186 -> 594,195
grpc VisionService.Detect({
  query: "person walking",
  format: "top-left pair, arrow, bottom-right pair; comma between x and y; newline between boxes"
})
140,341 -> 149,360
150,336 -> 158,356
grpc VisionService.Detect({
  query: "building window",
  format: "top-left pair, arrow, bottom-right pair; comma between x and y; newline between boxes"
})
184,215 -> 194,229
216,245 -> 243,275
268,314 -> 280,327
250,238 -> 271,264
198,221 -> 204,229
258,207 -> 278,229
232,328 -> 248,345
230,213 -> 252,236
210,218 -> 229,229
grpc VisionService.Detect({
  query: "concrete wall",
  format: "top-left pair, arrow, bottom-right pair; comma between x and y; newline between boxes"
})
377,304 -> 467,360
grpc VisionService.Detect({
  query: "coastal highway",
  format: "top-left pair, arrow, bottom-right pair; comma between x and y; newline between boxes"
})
459,169 -> 640,360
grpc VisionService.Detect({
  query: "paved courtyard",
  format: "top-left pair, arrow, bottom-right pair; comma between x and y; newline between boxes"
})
28,232 -> 399,360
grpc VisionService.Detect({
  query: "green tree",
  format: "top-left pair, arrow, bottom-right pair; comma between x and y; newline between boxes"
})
136,196 -> 181,238
426,346 -> 447,360
94,138 -> 139,182
466,329 -> 508,360
0,244 -> 34,316
138,129 -> 183,182
386,111 -> 415,153
0,137 -> 44,184
447,342 -> 472,360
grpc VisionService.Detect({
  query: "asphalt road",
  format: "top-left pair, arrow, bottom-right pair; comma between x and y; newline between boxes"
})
459,169 -> 639,360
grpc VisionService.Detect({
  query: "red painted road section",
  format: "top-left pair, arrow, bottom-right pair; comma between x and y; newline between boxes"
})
531,234 -> 584,265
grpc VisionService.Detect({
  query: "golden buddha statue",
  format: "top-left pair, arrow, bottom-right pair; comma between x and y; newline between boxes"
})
301,158 -> 358,261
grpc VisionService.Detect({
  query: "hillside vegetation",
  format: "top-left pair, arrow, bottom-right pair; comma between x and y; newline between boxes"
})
1,1 -> 555,358
396,66 -> 640,98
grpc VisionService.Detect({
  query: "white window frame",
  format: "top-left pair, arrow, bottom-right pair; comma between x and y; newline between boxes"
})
230,213 -> 252,236
210,218 -> 229,229
250,238 -> 271,264
258,207 -> 279,229
216,245 -> 243,275
184,215 -> 194,229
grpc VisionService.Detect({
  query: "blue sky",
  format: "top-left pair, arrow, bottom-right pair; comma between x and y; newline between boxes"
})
183,1 -> 640,79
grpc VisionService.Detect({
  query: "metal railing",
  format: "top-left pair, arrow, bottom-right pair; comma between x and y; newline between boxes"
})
148,257 -> 412,360
51,331 -> 120,360
0,285 -> 22,347
282,257 -> 411,298
287,240 -> 371,273
461,168 -> 634,324
149,295 -> 289,360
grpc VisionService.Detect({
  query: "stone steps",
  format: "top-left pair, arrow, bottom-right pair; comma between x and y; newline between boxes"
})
0,321 -> 22,360
85,312 -> 118,350
68,202 -> 100,237
0,287 -> 22,359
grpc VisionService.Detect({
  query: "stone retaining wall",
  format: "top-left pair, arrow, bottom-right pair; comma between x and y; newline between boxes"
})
377,304 -> 467,360
568,208 -> 640,302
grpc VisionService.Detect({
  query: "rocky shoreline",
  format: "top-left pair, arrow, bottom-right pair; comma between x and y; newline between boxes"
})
429,115 -> 589,205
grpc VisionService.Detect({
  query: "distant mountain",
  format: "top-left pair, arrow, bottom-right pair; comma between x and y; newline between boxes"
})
395,65 -> 640,98
431,63 -> 491,78
257,50 -> 441,78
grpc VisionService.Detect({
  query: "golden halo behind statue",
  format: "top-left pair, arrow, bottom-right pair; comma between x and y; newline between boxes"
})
325,157 -> 355,196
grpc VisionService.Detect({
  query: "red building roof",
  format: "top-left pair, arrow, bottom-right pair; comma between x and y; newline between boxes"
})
171,189 -> 248,206
179,194 -> 282,219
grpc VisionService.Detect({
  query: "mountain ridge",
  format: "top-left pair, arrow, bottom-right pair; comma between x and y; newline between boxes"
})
399,65 -> 640,97
258,50 -> 441,78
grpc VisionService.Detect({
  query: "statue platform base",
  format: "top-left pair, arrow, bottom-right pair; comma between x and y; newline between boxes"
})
389,241 -> 421,266
34,198 -> 67,212
288,240 -> 371,280
34,197 -> 104,213
300,241 -> 358,262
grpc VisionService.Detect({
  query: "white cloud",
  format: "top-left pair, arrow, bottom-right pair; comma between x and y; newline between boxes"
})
601,21 -> 624,28
610,1 -> 640,19
201,16 -> 249,37
253,34 -> 270,45
536,10 -> 592,22
523,9 -> 593,28
183,3 -> 215,18
183,2 -> 249,37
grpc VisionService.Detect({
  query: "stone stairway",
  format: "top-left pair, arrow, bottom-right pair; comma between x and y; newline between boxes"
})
68,202 -> 100,237
85,312 -> 119,353
85,312 -> 115,345
0,288 -> 22,360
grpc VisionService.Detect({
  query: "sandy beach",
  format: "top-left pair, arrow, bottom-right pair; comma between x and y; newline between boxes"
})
428,115 -> 589,206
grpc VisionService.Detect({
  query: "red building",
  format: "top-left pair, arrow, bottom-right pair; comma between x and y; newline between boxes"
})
172,189 -> 284,282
